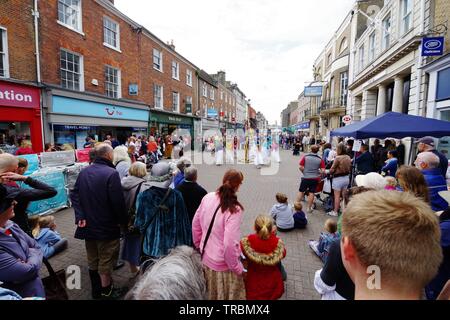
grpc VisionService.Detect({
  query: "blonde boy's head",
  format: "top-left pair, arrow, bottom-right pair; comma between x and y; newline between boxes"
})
341,190 -> 442,294
294,201 -> 302,211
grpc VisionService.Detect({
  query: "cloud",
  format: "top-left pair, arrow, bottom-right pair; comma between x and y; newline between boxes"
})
115,0 -> 355,123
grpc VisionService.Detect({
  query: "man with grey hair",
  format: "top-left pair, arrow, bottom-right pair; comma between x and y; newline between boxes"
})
415,151 -> 448,211
71,143 -> 128,300
416,136 -> 448,178
176,166 -> 207,222
126,246 -> 206,300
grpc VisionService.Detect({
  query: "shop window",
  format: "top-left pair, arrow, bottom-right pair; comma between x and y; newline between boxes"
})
105,65 -> 121,99
103,16 -> 120,51
437,67 -> 450,101
0,122 -> 31,154
0,27 -> 9,78
60,49 -> 83,91
58,0 -> 82,32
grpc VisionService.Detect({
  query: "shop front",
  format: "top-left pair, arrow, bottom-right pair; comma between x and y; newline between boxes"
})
202,118 -> 220,138
0,80 -> 43,153
45,90 -> 149,149
149,110 -> 196,148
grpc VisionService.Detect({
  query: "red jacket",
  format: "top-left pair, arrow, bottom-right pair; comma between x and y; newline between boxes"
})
240,233 -> 286,300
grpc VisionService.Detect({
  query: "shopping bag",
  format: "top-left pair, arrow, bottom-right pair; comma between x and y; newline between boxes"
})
42,258 -> 69,300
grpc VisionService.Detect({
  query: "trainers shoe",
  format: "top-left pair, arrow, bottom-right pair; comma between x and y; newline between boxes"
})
326,210 -> 338,217
100,286 -> 128,300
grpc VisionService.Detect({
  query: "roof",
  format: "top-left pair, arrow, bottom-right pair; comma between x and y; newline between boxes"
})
197,70 -> 218,87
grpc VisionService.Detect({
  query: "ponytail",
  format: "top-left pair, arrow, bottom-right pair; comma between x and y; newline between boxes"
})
217,169 -> 244,214
254,215 -> 274,240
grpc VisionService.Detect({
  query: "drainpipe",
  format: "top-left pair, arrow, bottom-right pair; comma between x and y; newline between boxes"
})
33,0 -> 45,151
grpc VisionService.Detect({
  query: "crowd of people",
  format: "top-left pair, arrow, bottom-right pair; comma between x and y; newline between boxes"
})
0,131 -> 449,301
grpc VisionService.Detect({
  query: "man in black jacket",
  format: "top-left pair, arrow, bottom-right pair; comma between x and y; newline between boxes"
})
176,166 -> 208,223
0,154 -> 57,236
71,143 -> 127,300
355,144 -> 374,175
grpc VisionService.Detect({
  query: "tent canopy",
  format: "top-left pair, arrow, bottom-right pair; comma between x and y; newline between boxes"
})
330,112 -> 450,139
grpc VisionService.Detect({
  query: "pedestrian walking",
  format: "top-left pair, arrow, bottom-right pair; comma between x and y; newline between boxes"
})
328,143 -> 352,217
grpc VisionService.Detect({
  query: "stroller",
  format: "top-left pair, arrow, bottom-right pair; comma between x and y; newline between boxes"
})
307,175 -> 334,212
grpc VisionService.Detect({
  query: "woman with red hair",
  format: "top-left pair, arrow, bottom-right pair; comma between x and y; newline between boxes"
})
192,169 -> 246,300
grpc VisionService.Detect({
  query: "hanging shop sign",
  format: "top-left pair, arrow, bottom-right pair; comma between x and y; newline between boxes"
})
304,86 -> 323,97
422,37 -> 445,57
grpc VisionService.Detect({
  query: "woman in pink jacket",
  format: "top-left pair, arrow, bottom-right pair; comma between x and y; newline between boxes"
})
192,169 -> 246,300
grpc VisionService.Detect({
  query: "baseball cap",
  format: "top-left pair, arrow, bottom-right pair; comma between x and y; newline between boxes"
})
415,136 -> 435,147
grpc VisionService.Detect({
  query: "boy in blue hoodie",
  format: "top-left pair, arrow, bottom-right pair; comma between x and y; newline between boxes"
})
29,215 -> 68,259
270,193 -> 294,232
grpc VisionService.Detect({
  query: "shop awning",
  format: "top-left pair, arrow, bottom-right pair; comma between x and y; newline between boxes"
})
330,112 -> 450,139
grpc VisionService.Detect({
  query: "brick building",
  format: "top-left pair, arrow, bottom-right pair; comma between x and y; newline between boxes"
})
197,69 -> 219,136
0,0 -> 44,152
37,0 -> 200,147
211,71 -> 237,130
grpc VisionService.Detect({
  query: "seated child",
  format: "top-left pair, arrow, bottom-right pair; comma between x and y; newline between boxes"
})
240,215 -> 286,300
270,193 -> 294,232
293,201 -> 308,229
309,219 -> 339,263
29,216 -> 68,259
384,176 -> 397,190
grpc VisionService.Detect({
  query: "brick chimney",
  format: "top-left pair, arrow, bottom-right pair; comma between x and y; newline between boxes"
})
217,71 -> 226,84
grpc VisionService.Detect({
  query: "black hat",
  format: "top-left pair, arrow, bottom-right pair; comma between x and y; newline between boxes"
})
0,184 -> 19,213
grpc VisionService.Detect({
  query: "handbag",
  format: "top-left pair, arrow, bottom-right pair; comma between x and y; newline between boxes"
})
42,258 -> 69,300
201,205 -> 221,260
127,182 -> 144,235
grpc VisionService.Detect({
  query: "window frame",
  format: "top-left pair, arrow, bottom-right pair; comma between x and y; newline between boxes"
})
172,92 -> 180,113
358,45 -> 365,73
340,71 -> 348,106
57,0 -> 84,34
185,96 -> 193,114
368,32 -> 376,62
186,69 -> 193,87
401,0 -> 413,35
382,14 -> 391,51
60,48 -> 84,91
202,83 -> 207,97
210,88 -> 215,101
153,49 -> 163,72
339,37 -> 348,54
172,60 -> 180,80
154,84 -> 164,109
103,16 -> 121,52
104,65 -> 121,99
0,27 -> 10,78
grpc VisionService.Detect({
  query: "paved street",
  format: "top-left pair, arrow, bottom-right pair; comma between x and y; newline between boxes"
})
41,149 -> 330,300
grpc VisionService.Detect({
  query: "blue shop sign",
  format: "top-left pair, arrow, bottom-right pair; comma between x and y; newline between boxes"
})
422,37 -> 444,56
296,121 -> 310,130
52,96 -> 149,121
304,86 -> 323,97
53,125 -> 98,131
207,109 -> 218,118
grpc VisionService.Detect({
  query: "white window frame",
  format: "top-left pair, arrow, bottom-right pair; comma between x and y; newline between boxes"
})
172,92 -> 180,113
368,32 -> 376,62
210,88 -> 215,100
186,69 -> 193,87
185,96 -> 192,114
172,61 -> 179,80
57,0 -> 84,35
401,0 -> 412,35
382,14 -> 391,51
105,65 -> 121,99
153,49 -> 163,72
340,72 -> 348,106
103,16 -> 121,52
202,83 -> 207,97
154,84 -> 163,109
358,45 -> 365,73
60,48 -> 84,91
0,27 -> 10,78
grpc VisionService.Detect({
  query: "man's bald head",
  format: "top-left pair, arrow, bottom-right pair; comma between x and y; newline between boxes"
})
95,143 -> 114,162
0,153 -> 19,174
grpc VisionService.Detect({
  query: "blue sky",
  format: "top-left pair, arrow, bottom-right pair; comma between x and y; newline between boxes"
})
116,0 -> 355,124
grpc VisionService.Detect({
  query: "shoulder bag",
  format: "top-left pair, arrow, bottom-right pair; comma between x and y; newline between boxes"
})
127,182 -> 144,235
201,205 -> 221,260
42,258 -> 69,300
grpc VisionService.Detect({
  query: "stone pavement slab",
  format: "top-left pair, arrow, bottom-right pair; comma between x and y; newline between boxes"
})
43,150 -> 332,300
